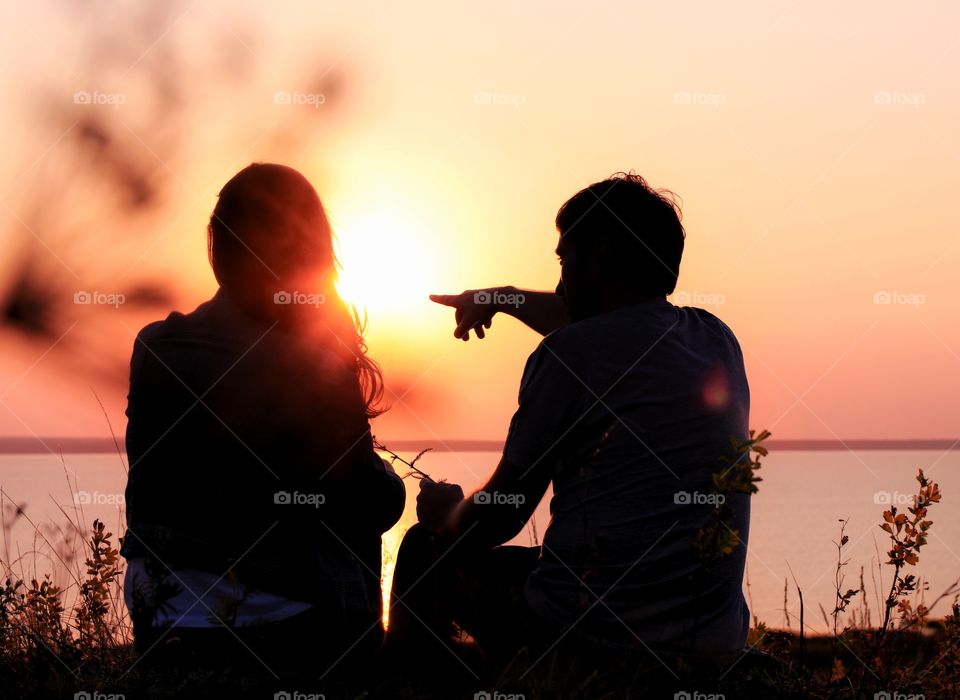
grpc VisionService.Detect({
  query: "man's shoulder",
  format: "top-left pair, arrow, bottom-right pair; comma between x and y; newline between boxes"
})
531,322 -> 591,368
672,303 -> 741,347
544,300 -> 677,343
682,306 -> 740,348
539,322 -> 582,350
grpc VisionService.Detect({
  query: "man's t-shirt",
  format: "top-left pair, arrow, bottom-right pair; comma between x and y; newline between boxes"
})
503,298 -> 751,661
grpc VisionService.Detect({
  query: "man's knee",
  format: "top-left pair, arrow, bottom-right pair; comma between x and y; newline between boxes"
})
393,523 -> 435,578
396,522 -> 433,558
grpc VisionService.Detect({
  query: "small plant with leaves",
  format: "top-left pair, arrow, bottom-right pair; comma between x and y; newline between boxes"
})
822,518 -> 860,685
878,469 -> 941,642
830,519 -> 860,632
694,428 -> 770,566
74,519 -> 122,652
936,601 -> 960,695
23,575 -> 70,663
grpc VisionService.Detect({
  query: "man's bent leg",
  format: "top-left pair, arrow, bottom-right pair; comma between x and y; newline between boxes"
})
448,544 -> 540,661
385,523 -> 459,656
386,523 -> 540,664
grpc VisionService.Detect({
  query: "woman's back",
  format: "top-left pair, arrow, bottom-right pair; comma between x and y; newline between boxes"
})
121,164 -> 403,672
123,287 -> 385,598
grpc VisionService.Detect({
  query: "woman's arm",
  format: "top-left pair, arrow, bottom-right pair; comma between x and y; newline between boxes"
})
363,454 -> 406,534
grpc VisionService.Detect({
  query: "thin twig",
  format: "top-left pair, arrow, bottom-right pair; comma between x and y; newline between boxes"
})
372,437 -> 434,481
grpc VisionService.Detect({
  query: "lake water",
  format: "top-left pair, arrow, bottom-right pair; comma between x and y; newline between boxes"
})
1,449 -> 957,633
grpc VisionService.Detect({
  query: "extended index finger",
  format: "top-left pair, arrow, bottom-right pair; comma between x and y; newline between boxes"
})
429,293 -> 460,307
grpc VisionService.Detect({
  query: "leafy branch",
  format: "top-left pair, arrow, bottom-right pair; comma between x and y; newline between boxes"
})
694,428 -> 770,566
877,469 -> 940,643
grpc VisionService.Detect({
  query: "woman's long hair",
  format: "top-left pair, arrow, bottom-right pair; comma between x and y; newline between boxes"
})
207,162 -> 385,417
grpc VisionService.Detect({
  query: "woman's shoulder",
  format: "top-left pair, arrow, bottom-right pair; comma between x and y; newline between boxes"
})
132,291 -> 245,349
135,312 -> 183,341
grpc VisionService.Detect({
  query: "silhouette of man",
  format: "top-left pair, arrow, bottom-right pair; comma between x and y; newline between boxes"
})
387,173 -> 751,670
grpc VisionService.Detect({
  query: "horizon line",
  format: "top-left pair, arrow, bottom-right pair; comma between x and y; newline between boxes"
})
0,436 -> 957,455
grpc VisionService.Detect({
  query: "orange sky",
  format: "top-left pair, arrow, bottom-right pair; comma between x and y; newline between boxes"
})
0,0 -> 958,443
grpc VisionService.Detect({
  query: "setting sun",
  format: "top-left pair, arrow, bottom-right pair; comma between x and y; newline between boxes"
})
333,208 -> 434,316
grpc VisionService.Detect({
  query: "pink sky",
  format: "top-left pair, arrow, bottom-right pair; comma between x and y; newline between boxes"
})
0,0 -> 957,443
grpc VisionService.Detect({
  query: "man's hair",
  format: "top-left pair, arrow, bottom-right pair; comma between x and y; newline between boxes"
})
555,172 -> 685,296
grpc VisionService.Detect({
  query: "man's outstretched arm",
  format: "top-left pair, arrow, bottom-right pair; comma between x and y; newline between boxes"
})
416,455 -> 551,549
430,286 -> 568,340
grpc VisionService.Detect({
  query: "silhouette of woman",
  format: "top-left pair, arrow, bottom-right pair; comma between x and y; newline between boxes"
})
120,163 -> 403,678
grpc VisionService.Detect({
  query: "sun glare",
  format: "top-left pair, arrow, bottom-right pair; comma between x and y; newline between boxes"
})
333,210 -> 433,317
